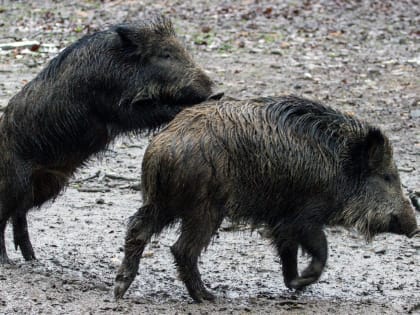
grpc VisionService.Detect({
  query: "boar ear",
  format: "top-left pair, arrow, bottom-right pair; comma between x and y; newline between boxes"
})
346,128 -> 391,177
365,128 -> 391,171
115,25 -> 143,50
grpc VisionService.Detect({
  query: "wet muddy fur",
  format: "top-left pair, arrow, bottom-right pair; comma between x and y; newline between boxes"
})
0,16 -> 214,264
115,95 -> 418,302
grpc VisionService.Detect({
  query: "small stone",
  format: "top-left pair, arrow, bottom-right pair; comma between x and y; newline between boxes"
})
143,251 -> 154,258
130,182 -> 142,191
270,49 -> 282,55
280,41 -> 290,49
410,109 -> 420,118
368,69 -> 381,77
407,57 -> 420,65
96,198 -> 105,204
110,257 -> 121,266
374,247 -> 386,255
248,48 -> 263,54
303,72 -> 313,79
201,26 -> 211,33
383,59 -> 398,65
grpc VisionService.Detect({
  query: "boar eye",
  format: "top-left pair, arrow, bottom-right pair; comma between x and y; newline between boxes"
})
160,52 -> 172,59
383,174 -> 392,182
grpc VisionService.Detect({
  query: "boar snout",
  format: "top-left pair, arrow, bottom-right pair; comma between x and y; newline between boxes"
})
388,212 -> 418,238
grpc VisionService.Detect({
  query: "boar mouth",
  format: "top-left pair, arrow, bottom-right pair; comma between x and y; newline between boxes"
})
171,91 -> 224,108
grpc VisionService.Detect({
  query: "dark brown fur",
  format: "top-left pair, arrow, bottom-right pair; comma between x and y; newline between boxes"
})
0,16 -> 215,264
115,95 -> 418,302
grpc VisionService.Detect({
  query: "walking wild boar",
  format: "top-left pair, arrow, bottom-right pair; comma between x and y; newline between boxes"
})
0,16 -> 216,264
115,95 -> 419,302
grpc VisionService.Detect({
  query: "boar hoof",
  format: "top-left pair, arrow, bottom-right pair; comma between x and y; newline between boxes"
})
0,253 -> 13,265
19,243 -> 36,261
287,276 -> 318,290
13,231 -> 36,261
190,289 -> 215,303
201,289 -> 216,302
114,275 -> 132,300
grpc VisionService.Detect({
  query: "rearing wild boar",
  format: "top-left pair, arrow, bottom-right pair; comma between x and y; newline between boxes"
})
0,16 -> 216,264
115,95 -> 419,302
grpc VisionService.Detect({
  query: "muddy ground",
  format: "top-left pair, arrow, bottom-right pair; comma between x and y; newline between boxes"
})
0,0 -> 419,314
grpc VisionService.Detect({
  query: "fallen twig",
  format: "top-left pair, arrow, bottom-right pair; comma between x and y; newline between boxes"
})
77,187 -> 110,193
125,144 -> 144,149
0,40 -> 40,50
105,173 -> 138,181
72,170 -> 101,183
118,182 -> 142,191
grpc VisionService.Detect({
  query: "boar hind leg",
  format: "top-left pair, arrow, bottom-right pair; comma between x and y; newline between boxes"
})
170,212 -> 222,303
0,185 -> 12,264
10,186 -> 37,261
13,168 -> 69,261
12,212 -> 35,261
0,219 -> 11,264
1,210 -> 36,262
115,205 -> 173,299
289,227 -> 328,289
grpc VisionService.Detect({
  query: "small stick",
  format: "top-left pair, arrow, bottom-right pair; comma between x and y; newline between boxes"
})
77,187 -> 110,193
72,170 -> 101,183
105,173 -> 138,181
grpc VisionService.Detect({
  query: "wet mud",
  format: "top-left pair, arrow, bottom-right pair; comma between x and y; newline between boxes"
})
0,1 -> 419,314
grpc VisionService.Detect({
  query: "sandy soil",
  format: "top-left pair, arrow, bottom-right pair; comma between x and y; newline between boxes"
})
0,1 -> 419,314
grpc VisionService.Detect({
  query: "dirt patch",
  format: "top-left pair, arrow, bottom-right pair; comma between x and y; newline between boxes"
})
0,1 -> 419,314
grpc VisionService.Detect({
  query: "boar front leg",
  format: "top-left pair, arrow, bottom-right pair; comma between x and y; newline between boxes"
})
115,205 -> 173,299
271,225 -> 300,288
276,240 -> 299,288
290,227 -> 328,289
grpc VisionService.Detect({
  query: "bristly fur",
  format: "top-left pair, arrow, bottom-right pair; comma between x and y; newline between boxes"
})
115,95 -> 417,302
37,33 -> 98,80
39,16 -> 175,82
0,16 -> 213,263
148,15 -> 175,37
119,15 -> 175,38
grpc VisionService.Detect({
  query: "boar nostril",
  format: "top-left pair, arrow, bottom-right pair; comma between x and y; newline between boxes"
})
408,229 -> 420,238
